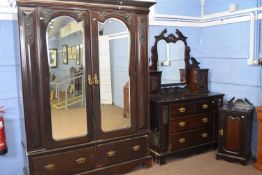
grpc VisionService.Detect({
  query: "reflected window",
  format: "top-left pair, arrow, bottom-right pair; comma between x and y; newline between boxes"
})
157,40 -> 186,84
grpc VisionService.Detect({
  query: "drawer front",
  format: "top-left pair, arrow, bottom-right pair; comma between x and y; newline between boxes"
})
170,112 -> 214,133
96,136 -> 148,167
170,126 -> 214,151
196,100 -> 214,113
31,147 -> 95,175
170,102 -> 195,117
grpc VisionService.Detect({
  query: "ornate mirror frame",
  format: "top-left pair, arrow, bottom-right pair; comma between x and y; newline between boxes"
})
150,29 -> 200,89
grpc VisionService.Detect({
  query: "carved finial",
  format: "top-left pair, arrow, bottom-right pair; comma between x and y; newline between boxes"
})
176,29 -> 187,41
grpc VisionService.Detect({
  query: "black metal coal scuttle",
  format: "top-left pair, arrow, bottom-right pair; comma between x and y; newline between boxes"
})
216,98 -> 254,165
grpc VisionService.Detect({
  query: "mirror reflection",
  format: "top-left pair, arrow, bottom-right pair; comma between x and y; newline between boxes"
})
157,39 -> 186,84
98,18 -> 131,132
47,16 -> 87,141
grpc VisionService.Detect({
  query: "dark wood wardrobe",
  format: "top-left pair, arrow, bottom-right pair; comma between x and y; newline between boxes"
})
17,0 -> 155,174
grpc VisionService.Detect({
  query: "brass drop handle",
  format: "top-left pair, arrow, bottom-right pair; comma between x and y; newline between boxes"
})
202,104 -> 209,109
179,121 -> 186,127
88,75 -> 94,85
201,133 -> 208,138
132,145 -> 141,152
44,163 -> 55,171
219,129 -> 224,136
179,138 -> 186,143
106,150 -> 116,157
94,74 -> 99,85
75,157 -> 86,164
178,107 -> 186,113
202,117 -> 208,123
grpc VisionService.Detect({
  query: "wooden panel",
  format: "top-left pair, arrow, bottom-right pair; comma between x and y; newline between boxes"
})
96,136 -> 148,167
169,102 -> 195,117
18,7 -> 43,150
224,116 -> 242,152
169,112 -> 214,133
149,71 -> 162,94
136,15 -> 150,131
188,69 -> 209,93
31,147 -> 95,175
170,126 -> 214,151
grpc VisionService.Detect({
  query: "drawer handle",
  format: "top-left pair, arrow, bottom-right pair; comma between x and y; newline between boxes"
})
219,129 -> 224,136
202,104 -> 209,109
106,150 -> 116,157
179,121 -> 186,127
75,157 -> 86,164
201,133 -> 208,138
132,145 -> 141,152
44,164 -> 55,171
202,117 -> 208,123
178,107 -> 186,113
179,138 -> 186,143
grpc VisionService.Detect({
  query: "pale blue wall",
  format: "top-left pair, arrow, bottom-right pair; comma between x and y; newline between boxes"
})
154,0 -> 201,16
0,20 -> 25,175
205,0 -> 259,15
200,0 -> 261,158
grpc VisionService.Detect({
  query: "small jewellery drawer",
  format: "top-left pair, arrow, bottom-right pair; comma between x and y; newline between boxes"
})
195,100 -> 215,113
170,126 -> 214,151
170,102 -> 195,117
169,112 -> 214,133
96,136 -> 148,167
31,147 -> 95,175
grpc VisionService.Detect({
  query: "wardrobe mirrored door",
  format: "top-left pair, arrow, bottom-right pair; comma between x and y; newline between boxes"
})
46,16 -> 88,141
97,18 -> 131,132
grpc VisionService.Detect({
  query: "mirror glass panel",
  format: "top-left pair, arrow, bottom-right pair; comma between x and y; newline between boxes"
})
157,40 -> 186,84
47,16 -> 87,141
98,18 -> 131,132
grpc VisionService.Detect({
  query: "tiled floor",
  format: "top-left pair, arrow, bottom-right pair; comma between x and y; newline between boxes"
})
127,151 -> 261,175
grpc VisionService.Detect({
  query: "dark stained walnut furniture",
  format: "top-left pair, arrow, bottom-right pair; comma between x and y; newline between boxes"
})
149,29 -> 224,164
150,93 -> 223,164
17,0 -> 155,174
216,98 -> 254,165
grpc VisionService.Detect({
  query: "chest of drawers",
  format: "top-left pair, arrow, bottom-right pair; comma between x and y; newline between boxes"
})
150,92 -> 224,164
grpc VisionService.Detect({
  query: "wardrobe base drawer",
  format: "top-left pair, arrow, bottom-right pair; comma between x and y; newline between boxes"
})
31,147 -> 95,175
170,126 -> 214,151
96,136 -> 149,167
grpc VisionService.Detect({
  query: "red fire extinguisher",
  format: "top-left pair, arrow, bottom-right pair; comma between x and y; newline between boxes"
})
0,116 -> 8,155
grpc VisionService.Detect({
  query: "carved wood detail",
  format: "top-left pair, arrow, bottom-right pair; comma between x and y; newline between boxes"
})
41,9 -> 86,24
138,20 -> 147,43
150,29 -> 200,71
96,11 -> 133,26
23,10 -> 35,45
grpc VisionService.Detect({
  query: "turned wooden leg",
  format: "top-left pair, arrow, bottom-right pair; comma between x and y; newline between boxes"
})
255,107 -> 262,171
